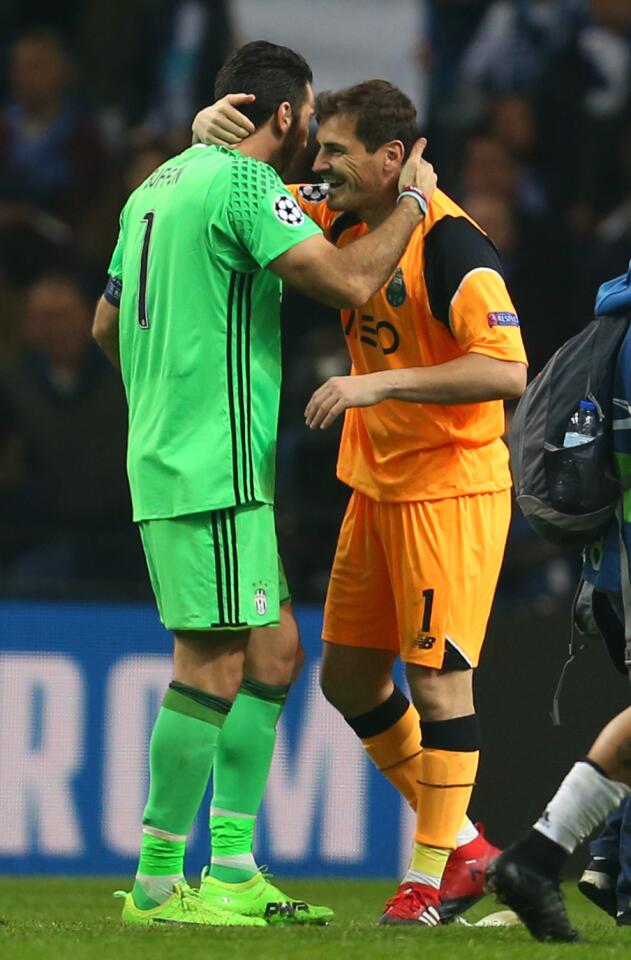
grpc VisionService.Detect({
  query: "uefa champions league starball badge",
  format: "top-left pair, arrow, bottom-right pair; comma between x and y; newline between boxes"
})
274,194 -> 305,226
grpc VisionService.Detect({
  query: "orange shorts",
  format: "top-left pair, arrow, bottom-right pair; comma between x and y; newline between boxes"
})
322,489 -> 511,668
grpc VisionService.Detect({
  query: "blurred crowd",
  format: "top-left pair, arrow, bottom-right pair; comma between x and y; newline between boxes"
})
0,0 -> 628,605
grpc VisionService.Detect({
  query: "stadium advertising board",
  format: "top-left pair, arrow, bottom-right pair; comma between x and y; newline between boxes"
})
0,601 -> 412,876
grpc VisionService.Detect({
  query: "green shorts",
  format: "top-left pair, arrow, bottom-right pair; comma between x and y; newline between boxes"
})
139,503 -> 290,631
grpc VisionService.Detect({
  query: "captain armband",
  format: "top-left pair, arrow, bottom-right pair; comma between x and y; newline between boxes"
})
103,275 -> 122,307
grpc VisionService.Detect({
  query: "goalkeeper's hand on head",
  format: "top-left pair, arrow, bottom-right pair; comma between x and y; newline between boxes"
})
192,93 -> 255,147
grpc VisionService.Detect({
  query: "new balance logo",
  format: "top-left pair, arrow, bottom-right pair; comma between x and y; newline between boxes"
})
264,901 -> 309,919
412,632 -> 436,650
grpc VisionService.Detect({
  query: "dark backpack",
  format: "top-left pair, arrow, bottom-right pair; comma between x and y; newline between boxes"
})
513,264 -> 631,722
509,274 -> 631,547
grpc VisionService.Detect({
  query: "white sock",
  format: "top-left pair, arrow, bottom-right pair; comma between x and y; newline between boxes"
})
402,868 -> 441,889
135,871 -> 183,906
210,852 -> 258,875
534,760 -> 629,854
456,818 -> 478,848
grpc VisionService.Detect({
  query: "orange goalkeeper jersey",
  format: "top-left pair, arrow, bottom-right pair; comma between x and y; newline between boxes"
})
290,184 -> 528,502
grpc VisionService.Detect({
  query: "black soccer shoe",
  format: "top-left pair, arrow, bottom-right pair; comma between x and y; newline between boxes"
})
486,851 -> 582,943
578,858 -> 617,919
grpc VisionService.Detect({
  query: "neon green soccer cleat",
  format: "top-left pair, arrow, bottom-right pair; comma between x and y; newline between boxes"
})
200,868 -> 335,925
114,881 -> 266,926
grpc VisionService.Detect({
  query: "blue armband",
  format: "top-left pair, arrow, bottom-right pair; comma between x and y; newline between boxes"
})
103,275 -> 122,307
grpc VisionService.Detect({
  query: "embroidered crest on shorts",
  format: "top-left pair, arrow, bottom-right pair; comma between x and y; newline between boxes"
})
254,588 -> 268,616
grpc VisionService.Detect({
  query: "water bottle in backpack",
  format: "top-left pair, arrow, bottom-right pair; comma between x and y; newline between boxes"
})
550,401 -> 601,511
562,400 -> 600,447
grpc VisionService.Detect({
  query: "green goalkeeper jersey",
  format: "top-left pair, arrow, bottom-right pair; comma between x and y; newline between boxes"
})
105,145 -> 321,522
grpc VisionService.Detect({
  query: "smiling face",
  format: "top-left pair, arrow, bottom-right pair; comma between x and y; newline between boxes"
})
312,113 -> 403,213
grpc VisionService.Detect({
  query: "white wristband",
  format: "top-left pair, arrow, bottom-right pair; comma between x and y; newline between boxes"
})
397,187 -> 429,219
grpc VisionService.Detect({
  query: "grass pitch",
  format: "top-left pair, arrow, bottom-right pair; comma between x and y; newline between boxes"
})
2,877 -> 631,960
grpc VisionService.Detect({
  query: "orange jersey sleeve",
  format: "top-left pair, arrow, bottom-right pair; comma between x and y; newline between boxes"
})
423,213 -> 527,365
450,269 -> 526,362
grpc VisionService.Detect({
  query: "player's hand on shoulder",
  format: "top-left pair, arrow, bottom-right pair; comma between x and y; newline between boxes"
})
191,94 -> 256,147
398,137 -> 437,201
305,373 -> 388,430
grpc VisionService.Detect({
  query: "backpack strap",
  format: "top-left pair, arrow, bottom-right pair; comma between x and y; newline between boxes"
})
550,579 -> 591,726
615,500 -> 631,679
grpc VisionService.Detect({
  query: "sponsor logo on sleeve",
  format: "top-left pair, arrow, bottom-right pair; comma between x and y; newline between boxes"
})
488,311 -> 520,328
297,183 -> 330,203
274,194 -> 305,226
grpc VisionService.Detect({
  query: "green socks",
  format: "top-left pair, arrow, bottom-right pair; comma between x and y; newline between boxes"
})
210,677 -> 289,883
132,681 -> 231,909
133,675 -> 292,906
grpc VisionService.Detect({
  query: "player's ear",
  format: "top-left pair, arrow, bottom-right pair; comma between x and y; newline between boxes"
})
273,101 -> 293,136
382,140 -> 405,173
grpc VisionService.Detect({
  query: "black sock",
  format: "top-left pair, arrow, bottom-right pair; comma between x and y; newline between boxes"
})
508,828 -> 567,882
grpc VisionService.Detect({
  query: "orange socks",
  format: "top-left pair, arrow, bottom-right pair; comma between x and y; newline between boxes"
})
415,746 -> 479,848
403,715 -> 480,887
362,703 -> 423,809
344,687 -> 422,809
345,690 -> 480,868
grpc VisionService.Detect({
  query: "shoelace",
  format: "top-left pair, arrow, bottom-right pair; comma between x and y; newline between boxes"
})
173,882 -> 202,912
385,885 -> 441,925
113,882 -> 200,911
385,886 -> 427,914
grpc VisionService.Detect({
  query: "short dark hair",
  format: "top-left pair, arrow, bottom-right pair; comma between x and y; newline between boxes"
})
315,80 -> 418,157
215,41 -> 313,130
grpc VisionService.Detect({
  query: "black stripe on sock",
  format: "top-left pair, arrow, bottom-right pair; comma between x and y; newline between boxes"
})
225,272 -> 241,504
241,675 -> 290,704
210,512 -> 226,625
421,714 -> 480,752
169,680 -> 232,715
243,274 -> 255,500
346,685 -> 411,739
